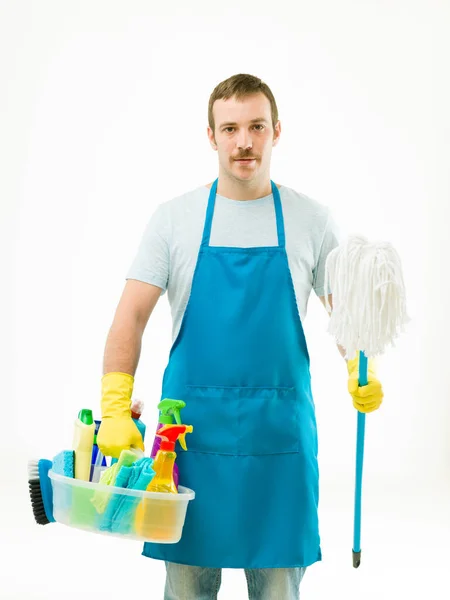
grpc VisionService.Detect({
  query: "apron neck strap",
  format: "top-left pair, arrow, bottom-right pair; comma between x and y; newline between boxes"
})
201,178 -> 286,248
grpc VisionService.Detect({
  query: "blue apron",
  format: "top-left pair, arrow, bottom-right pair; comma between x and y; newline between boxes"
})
142,178 -> 321,569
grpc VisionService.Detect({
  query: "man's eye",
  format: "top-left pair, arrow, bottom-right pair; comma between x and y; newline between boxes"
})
223,125 -> 264,133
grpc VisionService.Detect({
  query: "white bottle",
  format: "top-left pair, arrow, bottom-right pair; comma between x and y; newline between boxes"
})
72,409 -> 95,481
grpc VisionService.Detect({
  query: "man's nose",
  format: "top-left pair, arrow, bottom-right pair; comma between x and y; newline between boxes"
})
236,130 -> 253,150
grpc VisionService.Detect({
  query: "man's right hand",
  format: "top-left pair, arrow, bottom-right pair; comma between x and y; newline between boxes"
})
97,372 -> 145,458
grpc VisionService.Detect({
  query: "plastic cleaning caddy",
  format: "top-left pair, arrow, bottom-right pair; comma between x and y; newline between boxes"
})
48,470 -> 195,543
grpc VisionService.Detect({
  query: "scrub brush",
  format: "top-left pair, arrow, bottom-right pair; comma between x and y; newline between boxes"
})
27,459 -> 55,525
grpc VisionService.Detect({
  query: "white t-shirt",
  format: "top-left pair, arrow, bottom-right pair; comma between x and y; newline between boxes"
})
126,183 -> 341,342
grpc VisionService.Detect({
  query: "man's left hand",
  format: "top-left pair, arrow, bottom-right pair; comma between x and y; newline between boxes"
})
347,354 -> 384,413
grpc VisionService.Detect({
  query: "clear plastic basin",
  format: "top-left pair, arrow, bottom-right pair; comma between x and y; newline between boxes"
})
48,470 -> 195,543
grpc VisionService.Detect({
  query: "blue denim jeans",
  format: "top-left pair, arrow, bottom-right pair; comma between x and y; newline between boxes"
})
164,562 -> 307,600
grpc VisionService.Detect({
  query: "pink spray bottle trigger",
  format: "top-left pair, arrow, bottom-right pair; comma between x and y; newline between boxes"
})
156,424 -> 194,452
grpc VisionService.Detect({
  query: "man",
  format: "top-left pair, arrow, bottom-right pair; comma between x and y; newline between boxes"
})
98,74 -> 384,600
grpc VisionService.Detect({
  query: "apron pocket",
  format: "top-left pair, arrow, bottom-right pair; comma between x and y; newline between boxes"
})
184,385 -> 299,456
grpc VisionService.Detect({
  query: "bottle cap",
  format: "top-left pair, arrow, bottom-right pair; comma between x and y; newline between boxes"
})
131,397 -> 144,418
78,409 -> 94,425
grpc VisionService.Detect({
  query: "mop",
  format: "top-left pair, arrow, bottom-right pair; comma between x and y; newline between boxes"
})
324,235 -> 410,567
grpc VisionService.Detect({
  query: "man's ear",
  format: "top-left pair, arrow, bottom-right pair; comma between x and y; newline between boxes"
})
207,126 -> 217,149
273,120 -> 281,146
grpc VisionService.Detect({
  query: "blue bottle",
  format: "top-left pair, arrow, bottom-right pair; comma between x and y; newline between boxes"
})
131,398 -> 147,442
90,420 -> 108,478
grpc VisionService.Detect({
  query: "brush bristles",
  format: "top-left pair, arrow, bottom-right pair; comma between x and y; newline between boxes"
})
27,460 -> 40,479
28,460 -> 51,526
28,479 -> 50,525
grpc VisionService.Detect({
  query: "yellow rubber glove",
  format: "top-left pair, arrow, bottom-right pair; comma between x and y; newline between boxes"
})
97,372 -> 145,458
347,354 -> 384,413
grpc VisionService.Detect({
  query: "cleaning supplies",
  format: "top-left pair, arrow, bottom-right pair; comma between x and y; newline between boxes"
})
99,457 -> 155,534
70,409 -> 97,528
151,399 -> 185,453
134,424 -> 193,541
51,451 -> 75,518
324,234 -> 409,568
91,443 -> 107,484
91,447 -> 143,514
52,450 -> 75,477
27,459 -> 55,525
28,406 -> 196,541
347,354 -> 383,413
28,451 -> 73,527
91,421 -> 102,466
131,397 -> 147,442
73,409 -> 95,481
91,420 -> 108,480
150,399 -> 186,488
47,462 -> 195,543
147,424 -> 193,493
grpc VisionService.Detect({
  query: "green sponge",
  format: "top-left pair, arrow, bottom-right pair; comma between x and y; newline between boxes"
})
52,450 -> 75,478
91,448 -> 140,514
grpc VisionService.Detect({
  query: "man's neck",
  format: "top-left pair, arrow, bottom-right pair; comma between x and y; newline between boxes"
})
205,177 -> 280,200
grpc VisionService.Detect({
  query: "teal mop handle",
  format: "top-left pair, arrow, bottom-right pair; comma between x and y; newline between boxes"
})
353,350 -> 368,568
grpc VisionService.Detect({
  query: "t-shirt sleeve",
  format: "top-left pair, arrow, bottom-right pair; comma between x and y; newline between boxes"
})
312,209 -> 341,297
126,203 -> 170,295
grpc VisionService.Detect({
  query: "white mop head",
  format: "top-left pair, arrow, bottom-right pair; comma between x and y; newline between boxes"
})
324,235 -> 410,359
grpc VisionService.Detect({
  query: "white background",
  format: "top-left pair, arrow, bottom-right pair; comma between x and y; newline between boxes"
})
2,1 -> 450,598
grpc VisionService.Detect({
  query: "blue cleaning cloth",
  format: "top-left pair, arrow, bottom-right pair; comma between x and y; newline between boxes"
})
51,451 -> 74,518
99,457 -> 155,534
52,450 -> 74,477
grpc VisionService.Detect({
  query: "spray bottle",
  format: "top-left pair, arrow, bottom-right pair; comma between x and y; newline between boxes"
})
147,424 -> 193,493
90,420 -> 108,482
134,423 -> 193,540
131,397 -> 147,442
72,409 -> 95,481
150,399 -> 186,488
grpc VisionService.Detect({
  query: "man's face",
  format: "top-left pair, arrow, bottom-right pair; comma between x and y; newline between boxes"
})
208,93 -> 281,183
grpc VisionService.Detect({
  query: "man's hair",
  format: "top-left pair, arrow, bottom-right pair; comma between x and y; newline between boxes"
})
208,74 -> 279,135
